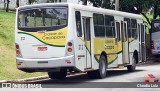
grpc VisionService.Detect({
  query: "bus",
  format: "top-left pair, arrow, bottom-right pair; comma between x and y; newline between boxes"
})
151,19 -> 160,57
15,3 -> 146,79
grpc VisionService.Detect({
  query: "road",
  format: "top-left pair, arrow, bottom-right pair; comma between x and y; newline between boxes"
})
9,61 -> 160,88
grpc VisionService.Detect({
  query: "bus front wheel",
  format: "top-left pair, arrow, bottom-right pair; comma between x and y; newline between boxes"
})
48,69 -> 67,80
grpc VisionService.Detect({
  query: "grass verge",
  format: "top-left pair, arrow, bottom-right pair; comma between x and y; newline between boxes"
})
0,10 -> 46,80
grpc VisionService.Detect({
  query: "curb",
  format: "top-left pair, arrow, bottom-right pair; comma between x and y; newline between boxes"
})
0,80 -> 8,83
0,75 -> 49,83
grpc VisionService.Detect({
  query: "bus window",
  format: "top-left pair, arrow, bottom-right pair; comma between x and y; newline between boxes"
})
141,24 -> 145,42
124,18 -> 137,39
131,19 -> 137,39
18,7 -> 68,32
138,24 -> 140,41
124,18 -> 131,38
121,21 -> 124,42
83,18 -> 91,41
124,23 -> 127,41
75,11 -> 82,37
93,13 -> 105,37
116,22 -> 120,41
105,15 -> 115,38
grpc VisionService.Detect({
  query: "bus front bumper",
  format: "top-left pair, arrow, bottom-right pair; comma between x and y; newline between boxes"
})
16,55 -> 75,71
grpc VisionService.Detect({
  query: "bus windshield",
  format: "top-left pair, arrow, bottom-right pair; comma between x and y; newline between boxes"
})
18,7 -> 68,28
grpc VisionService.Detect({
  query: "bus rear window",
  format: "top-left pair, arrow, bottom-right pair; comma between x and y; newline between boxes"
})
18,7 -> 68,28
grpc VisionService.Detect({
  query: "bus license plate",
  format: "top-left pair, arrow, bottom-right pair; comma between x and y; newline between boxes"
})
38,47 -> 47,51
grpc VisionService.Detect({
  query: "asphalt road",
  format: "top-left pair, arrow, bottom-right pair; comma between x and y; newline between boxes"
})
12,61 -> 158,88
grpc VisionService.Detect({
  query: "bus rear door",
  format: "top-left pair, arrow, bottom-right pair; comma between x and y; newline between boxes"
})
121,21 -> 130,64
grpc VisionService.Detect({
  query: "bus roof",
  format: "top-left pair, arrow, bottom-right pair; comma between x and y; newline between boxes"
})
18,3 -> 142,20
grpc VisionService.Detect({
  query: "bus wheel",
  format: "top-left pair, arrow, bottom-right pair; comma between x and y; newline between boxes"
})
127,55 -> 136,72
98,55 -> 107,78
87,55 -> 107,79
48,69 -> 67,80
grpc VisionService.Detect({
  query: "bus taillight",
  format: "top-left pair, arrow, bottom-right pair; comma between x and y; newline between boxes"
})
66,41 -> 74,55
151,41 -> 155,49
16,44 -> 22,57
68,48 -> 73,52
68,42 -> 73,46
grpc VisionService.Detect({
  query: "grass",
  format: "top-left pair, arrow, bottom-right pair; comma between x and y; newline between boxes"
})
0,10 -> 46,80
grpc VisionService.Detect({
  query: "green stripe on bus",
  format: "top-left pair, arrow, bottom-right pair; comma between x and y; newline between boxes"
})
84,44 -> 121,64
108,56 -> 118,65
18,32 -> 65,47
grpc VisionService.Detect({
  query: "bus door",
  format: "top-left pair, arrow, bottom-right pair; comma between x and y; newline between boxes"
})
121,21 -> 130,64
83,17 -> 92,68
141,24 -> 146,62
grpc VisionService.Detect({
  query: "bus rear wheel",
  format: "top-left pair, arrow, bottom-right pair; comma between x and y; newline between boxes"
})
127,55 -> 136,72
48,69 -> 67,80
87,55 -> 107,79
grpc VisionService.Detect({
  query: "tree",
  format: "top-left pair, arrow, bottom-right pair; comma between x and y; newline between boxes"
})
28,0 -> 37,4
89,0 -> 114,9
83,0 -> 87,5
6,0 -> 9,12
115,0 -> 119,10
16,0 -> 19,7
119,0 -> 160,33
4,0 -> 6,9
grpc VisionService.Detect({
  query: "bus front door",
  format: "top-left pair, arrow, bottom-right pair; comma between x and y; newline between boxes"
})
83,17 -> 92,69
121,21 -> 130,64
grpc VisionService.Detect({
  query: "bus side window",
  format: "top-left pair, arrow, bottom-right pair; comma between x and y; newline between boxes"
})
141,24 -> 145,42
75,11 -> 82,37
131,19 -> 137,39
138,24 -> 140,41
93,13 -> 105,37
105,15 -> 115,38
121,21 -> 125,42
116,22 -> 120,41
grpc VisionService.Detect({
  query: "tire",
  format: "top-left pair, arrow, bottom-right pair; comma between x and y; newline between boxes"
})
48,69 -> 67,80
127,55 -> 136,72
153,55 -> 160,62
87,55 -> 107,79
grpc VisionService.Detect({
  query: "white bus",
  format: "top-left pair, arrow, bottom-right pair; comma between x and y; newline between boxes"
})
151,19 -> 160,57
15,3 -> 146,79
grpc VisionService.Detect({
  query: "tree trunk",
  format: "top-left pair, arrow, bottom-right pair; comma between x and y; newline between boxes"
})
16,0 -> 19,7
83,0 -> 87,5
115,0 -> 119,10
6,0 -> 9,12
4,0 -> 6,9
28,0 -> 32,4
153,0 -> 158,19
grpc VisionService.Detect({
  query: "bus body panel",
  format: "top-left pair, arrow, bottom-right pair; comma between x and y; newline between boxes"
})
17,28 -> 68,59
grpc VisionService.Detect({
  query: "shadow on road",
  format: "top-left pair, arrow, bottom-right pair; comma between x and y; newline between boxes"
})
138,60 -> 160,66
29,69 -> 143,84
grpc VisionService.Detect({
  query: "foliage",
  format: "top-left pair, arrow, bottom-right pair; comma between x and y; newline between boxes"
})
28,0 -> 37,4
89,0 -> 114,9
